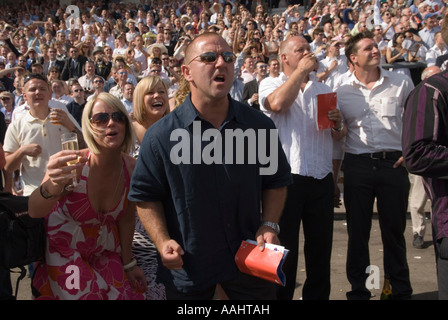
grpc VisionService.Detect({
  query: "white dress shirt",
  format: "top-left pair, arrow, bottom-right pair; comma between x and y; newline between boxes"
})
336,68 -> 414,155
240,69 -> 256,84
425,44 -> 448,66
259,72 -> 335,179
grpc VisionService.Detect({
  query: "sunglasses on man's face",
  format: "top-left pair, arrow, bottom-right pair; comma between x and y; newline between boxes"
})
188,51 -> 236,65
90,111 -> 126,125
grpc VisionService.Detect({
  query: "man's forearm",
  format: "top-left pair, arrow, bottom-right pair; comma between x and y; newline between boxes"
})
136,201 -> 171,252
5,149 -> 25,172
261,187 -> 287,223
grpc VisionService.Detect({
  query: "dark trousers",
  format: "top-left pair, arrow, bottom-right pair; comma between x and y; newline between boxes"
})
165,271 -> 276,300
343,153 -> 412,300
436,237 -> 448,300
0,267 -> 13,300
276,173 -> 334,300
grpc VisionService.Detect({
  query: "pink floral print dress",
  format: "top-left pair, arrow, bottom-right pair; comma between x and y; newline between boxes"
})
32,154 -> 145,300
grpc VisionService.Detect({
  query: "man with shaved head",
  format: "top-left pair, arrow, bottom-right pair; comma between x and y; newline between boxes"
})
259,35 -> 346,300
129,33 -> 292,300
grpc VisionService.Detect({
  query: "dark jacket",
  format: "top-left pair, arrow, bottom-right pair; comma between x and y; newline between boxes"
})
61,55 -> 88,80
242,78 -> 260,110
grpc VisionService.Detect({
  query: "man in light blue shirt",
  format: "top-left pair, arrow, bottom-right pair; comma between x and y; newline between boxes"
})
419,13 -> 441,48
120,82 -> 134,114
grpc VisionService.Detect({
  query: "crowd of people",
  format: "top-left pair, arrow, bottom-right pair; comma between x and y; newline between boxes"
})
0,0 -> 447,300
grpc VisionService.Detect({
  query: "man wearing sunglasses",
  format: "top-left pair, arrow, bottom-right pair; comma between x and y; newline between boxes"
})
87,75 -> 105,102
66,82 -> 86,126
61,45 -> 88,81
129,33 -> 292,300
3,74 -> 84,197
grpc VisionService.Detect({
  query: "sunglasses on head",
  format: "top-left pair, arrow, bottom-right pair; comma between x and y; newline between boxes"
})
90,111 -> 126,125
188,51 -> 236,65
24,73 -> 48,85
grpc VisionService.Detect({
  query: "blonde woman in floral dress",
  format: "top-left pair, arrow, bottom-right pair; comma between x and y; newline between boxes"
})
29,93 -> 147,300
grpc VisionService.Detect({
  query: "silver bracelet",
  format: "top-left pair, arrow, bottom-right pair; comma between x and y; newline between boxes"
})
123,258 -> 137,272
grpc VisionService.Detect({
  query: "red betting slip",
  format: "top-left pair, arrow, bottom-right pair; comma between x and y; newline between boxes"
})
235,240 -> 289,286
316,92 -> 337,130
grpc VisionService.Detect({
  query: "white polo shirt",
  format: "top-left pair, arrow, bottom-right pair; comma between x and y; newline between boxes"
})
259,72 -> 335,179
336,68 -> 414,155
3,111 -> 71,196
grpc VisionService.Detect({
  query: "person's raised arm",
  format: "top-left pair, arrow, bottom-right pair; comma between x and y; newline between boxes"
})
28,150 -> 86,218
264,52 -> 317,113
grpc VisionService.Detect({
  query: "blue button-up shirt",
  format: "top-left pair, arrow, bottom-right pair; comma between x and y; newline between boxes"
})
128,94 -> 292,292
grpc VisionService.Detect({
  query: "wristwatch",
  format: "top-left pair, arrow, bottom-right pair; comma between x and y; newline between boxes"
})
332,122 -> 344,132
260,221 -> 280,235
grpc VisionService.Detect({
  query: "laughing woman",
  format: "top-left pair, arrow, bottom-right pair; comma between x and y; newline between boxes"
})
131,76 -> 170,146
130,75 -> 169,300
29,93 -> 147,300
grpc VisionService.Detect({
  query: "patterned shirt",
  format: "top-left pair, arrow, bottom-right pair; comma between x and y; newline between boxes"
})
402,71 -> 448,241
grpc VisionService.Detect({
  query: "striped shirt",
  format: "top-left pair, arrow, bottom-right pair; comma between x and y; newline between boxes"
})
259,73 -> 334,179
402,71 -> 448,241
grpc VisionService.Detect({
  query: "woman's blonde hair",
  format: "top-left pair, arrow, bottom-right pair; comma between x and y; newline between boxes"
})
81,92 -> 135,155
174,75 -> 190,109
132,76 -> 170,124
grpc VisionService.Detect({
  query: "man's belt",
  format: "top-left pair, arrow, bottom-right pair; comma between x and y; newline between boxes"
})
355,151 -> 402,160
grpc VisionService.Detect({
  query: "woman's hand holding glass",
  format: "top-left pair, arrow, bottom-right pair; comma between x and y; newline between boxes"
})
44,150 -> 87,196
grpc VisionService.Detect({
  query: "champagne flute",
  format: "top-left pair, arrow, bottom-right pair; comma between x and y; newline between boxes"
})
61,132 -> 79,190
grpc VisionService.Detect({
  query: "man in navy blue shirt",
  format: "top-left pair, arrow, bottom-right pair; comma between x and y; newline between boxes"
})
128,33 -> 292,299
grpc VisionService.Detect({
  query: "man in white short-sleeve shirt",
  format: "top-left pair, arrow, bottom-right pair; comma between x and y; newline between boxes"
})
259,36 -> 346,300
3,74 -> 83,196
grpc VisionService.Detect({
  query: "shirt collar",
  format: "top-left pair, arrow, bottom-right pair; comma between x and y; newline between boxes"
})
350,66 -> 389,87
177,93 -> 247,129
23,109 -> 49,123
